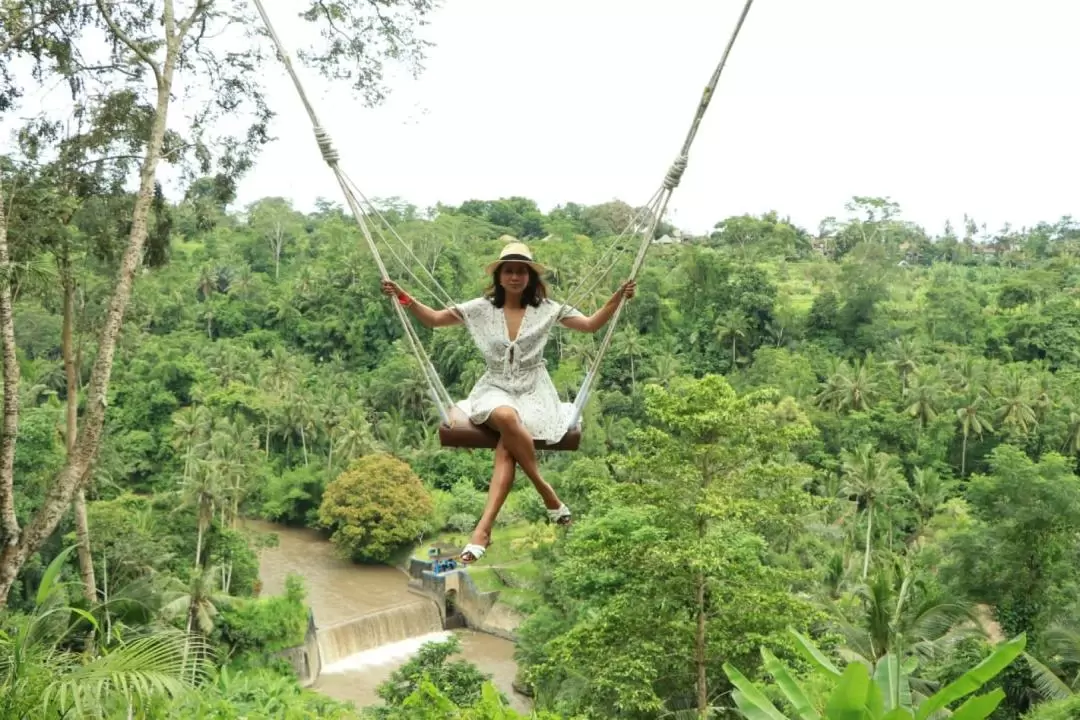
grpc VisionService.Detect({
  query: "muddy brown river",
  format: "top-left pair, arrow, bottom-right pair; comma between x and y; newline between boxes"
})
246,519 -> 529,713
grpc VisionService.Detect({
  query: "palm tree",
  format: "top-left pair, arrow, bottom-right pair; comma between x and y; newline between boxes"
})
840,444 -> 907,579
0,547 -> 209,719
995,365 -> 1037,438
910,467 -> 955,532
713,308 -> 748,370
611,328 -> 646,389
956,392 -> 994,476
886,337 -> 923,392
829,563 -> 982,694
1062,411 -> 1080,456
644,352 -> 681,388
181,454 -> 224,570
817,359 -> 880,413
904,365 -> 945,428
335,406 -> 377,468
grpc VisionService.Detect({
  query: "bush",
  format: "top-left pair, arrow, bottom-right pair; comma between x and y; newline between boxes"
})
216,574 -> 310,655
318,453 -> 434,563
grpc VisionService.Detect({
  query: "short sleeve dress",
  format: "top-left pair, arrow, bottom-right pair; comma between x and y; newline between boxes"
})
452,297 -> 584,444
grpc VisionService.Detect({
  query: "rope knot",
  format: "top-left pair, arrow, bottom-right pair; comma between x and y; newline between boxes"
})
313,126 -> 339,165
663,154 -> 689,190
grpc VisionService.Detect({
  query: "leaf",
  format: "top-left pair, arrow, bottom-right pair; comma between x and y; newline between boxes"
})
41,630 -> 209,717
789,628 -> 841,680
36,545 -> 78,608
761,648 -> 821,720
881,710 -> 915,720
947,689 -> 1006,720
915,634 -> 1026,720
874,653 -> 912,711
824,663 -> 872,720
1024,652 -> 1074,701
723,662 -> 789,720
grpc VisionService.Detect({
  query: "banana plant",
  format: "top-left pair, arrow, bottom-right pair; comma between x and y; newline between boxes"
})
723,629 -> 1026,720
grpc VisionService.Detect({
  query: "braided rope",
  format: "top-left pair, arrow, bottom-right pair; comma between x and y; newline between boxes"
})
252,0 -> 454,423
566,0 -> 757,429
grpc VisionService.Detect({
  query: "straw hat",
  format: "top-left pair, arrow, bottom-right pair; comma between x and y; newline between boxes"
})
484,241 -> 548,276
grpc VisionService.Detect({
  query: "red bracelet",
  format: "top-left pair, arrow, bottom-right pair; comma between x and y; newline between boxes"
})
397,291 -> 413,307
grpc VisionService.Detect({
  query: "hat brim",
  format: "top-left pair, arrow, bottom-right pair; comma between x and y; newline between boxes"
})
484,259 -> 548,276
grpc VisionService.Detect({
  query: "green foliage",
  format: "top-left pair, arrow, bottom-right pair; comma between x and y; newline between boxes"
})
368,635 -> 498,717
1023,695 -> 1080,720
318,453 -> 435,562
518,377 -> 825,718
216,574 -> 309,656
724,630 -> 1026,720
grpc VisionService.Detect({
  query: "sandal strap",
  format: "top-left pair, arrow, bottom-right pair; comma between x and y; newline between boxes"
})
461,543 -> 487,561
547,503 -> 571,520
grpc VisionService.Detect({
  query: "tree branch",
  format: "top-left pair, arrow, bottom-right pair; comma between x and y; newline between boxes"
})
0,2 -> 82,55
94,0 -> 162,84
178,0 -> 210,40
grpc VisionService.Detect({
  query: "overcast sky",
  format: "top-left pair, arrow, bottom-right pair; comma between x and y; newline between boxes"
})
8,1 -> 1079,237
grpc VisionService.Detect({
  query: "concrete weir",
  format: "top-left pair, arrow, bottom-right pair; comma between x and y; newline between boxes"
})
406,558 -> 521,642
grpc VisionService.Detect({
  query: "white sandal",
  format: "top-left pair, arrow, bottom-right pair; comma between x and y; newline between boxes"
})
460,543 -> 488,564
547,503 -> 572,526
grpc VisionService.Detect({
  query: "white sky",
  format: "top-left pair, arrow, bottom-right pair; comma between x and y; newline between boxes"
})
7,1 -> 1079,237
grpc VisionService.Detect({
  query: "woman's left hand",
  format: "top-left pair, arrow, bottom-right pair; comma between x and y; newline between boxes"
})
617,280 -> 637,301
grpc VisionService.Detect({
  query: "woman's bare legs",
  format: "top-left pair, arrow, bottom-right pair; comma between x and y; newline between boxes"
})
485,407 -> 565,513
463,440 -> 515,562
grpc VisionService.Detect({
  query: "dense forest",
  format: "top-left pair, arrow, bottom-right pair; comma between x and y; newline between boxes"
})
4,1 -> 1080,719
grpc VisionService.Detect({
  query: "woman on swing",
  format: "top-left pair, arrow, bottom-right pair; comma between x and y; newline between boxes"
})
381,242 -> 636,564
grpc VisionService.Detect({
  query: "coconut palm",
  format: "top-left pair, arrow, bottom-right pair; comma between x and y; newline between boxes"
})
0,547 -> 209,720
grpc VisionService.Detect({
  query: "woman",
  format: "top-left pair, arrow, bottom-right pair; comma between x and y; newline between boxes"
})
381,241 -> 636,563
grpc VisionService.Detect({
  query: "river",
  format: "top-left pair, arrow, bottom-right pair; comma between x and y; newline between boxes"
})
246,519 -> 529,713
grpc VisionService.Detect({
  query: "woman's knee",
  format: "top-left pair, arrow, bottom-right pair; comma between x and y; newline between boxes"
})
488,406 -> 521,431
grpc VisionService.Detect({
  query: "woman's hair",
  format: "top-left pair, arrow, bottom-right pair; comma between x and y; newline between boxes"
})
486,263 -> 548,308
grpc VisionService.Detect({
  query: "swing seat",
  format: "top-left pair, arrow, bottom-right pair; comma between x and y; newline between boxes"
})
438,406 -> 581,451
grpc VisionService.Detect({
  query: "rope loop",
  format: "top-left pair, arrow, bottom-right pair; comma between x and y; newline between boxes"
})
663,154 -> 689,190
314,127 -> 340,165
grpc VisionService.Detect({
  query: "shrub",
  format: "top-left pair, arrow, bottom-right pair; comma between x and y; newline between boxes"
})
318,453 -> 434,562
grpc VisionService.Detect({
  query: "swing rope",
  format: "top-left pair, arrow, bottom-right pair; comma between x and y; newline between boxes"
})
566,0 -> 757,427
251,0 -> 757,433
250,0 -> 456,423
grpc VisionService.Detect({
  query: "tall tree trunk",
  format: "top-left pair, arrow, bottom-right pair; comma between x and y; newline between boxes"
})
0,180 -> 20,554
862,502 -> 874,581
0,29 -> 180,607
194,513 -> 205,569
63,260 -> 98,605
695,569 -> 708,719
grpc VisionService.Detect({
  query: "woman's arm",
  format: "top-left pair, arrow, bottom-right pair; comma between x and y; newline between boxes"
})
560,280 -> 637,334
380,280 -> 463,329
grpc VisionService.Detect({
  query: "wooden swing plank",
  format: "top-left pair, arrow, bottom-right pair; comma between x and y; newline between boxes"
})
438,406 -> 581,452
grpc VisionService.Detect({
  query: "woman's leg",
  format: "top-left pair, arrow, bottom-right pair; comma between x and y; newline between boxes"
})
485,407 -> 565,514
465,440 -> 516,559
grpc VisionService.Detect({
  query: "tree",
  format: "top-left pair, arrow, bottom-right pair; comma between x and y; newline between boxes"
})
520,377 -> 823,719
317,453 -> 434,562
839,444 -> 907,580
942,446 -> 1080,713
0,0 -> 435,605
369,635 -> 500,717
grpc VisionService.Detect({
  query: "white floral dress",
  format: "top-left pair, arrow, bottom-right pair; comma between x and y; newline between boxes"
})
452,297 -> 583,443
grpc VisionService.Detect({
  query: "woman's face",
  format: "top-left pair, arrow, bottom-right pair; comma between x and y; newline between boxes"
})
498,262 -> 530,293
